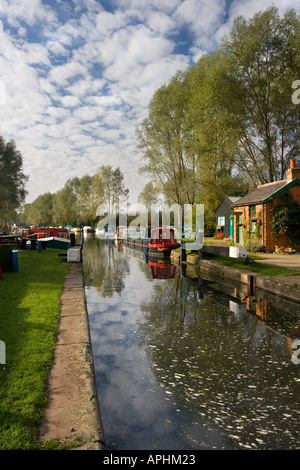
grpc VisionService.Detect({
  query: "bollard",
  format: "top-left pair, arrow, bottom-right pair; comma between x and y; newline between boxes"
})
37,240 -> 42,253
12,250 -> 19,272
70,232 -> 76,247
180,245 -> 186,262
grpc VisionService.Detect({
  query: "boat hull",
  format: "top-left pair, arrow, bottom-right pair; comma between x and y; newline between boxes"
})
147,244 -> 178,257
39,236 -> 71,249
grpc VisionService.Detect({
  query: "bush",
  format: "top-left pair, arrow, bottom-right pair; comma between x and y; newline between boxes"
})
246,242 -> 266,253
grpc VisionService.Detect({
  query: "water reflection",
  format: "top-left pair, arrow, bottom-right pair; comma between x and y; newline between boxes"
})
84,237 -> 130,296
82,238 -> 300,450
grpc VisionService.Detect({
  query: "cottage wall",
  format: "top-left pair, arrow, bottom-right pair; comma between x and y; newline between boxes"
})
234,185 -> 300,251
233,204 -> 264,246
264,186 -> 300,252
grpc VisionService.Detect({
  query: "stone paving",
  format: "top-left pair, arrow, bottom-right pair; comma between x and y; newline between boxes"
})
38,262 -> 105,450
253,252 -> 300,270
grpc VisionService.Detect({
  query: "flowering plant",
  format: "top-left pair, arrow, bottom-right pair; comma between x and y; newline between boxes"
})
214,232 -> 224,239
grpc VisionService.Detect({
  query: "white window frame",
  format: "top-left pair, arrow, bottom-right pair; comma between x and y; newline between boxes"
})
218,216 -> 225,226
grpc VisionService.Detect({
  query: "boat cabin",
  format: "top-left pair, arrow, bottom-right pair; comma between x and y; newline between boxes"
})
21,227 -> 69,240
148,227 -> 179,257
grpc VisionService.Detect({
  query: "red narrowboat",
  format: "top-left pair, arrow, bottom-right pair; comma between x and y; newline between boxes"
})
147,227 -> 178,257
21,227 -> 69,240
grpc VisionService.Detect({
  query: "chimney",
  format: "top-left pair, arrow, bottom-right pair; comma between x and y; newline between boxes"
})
286,158 -> 300,181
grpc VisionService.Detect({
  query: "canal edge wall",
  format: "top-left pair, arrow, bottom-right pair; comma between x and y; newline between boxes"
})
38,262 -> 106,450
171,251 -> 300,303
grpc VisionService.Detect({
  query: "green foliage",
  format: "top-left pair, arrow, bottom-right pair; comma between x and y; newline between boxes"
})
0,135 -> 28,226
138,182 -> 160,209
270,192 -> 300,245
220,6 -> 300,183
135,6 -> 299,229
137,70 -> 198,206
19,165 -> 129,228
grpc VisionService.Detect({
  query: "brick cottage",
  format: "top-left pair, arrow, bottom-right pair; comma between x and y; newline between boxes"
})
232,159 -> 300,252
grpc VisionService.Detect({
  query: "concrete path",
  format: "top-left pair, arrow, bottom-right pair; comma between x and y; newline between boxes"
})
38,262 -> 106,450
253,253 -> 300,270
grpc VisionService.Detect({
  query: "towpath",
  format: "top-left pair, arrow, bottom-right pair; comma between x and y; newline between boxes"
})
38,262 -> 105,450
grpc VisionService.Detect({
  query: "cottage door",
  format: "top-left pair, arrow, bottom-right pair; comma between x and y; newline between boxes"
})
236,215 -> 242,243
229,214 -> 233,237
237,225 -> 242,244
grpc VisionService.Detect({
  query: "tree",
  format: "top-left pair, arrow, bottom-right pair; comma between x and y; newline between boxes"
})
0,135 -> 27,225
220,7 -> 300,184
136,71 -> 198,206
186,52 -> 254,230
138,182 -> 160,209
28,192 -> 54,226
95,165 -> 129,214
52,179 -> 78,226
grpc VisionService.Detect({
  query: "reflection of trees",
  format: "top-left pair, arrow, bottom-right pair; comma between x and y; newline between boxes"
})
82,238 -> 129,297
137,274 -> 299,449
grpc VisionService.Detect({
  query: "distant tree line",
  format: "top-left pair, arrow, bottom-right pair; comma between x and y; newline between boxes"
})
19,165 -> 129,228
136,6 -> 300,233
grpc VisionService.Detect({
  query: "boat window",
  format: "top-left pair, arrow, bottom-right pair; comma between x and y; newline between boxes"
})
151,230 -> 158,242
162,229 -> 171,241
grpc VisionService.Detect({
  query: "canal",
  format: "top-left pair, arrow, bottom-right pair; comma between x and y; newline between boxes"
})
82,236 -> 300,450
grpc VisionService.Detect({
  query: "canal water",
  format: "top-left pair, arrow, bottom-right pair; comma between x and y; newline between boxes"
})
82,236 -> 300,450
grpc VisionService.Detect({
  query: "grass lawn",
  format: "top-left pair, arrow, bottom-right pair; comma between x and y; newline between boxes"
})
207,254 -> 300,277
174,245 -> 300,277
0,248 -> 73,450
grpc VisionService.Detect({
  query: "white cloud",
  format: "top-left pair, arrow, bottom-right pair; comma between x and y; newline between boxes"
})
0,0 -> 57,27
0,0 -> 298,205
215,0 -> 299,44
61,95 -> 81,108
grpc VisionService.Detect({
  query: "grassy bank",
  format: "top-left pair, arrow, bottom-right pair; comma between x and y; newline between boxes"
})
0,249 -> 70,450
206,254 -> 300,277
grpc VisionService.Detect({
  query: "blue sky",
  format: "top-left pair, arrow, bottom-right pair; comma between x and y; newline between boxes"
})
0,0 -> 299,206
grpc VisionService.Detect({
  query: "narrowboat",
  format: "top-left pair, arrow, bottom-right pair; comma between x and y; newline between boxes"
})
37,236 -> 71,249
20,226 -> 71,249
95,226 -> 105,238
115,226 -> 127,241
21,227 -> 70,240
83,226 -> 94,233
147,227 -> 179,257
104,225 -> 116,239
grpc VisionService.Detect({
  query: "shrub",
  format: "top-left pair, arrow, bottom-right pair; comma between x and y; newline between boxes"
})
246,242 -> 266,253
214,232 -> 224,239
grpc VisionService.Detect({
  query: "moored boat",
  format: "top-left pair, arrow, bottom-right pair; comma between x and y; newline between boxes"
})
83,226 -> 94,233
147,227 -> 179,257
115,226 -> 127,240
37,236 -> 71,250
21,226 -> 69,240
104,225 -> 116,239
